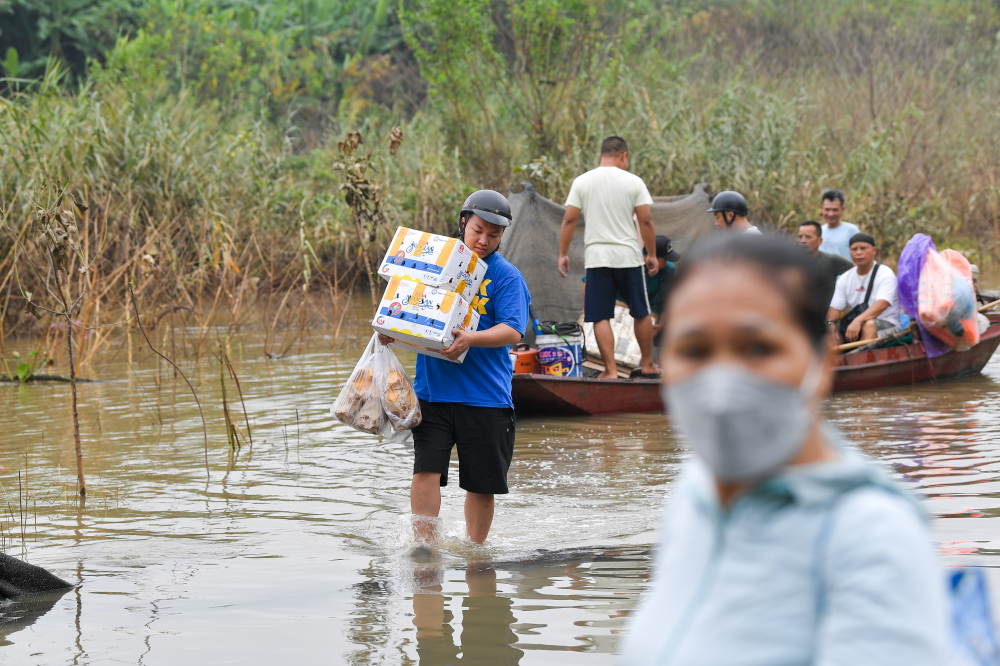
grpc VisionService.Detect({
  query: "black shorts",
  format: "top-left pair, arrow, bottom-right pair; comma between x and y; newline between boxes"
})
412,400 -> 516,495
584,266 -> 649,322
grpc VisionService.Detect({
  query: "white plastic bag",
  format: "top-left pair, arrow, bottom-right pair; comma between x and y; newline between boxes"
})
331,334 -> 385,434
374,339 -> 422,430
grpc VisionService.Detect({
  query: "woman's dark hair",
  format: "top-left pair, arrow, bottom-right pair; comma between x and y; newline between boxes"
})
457,210 -> 473,237
662,234 -> 829,350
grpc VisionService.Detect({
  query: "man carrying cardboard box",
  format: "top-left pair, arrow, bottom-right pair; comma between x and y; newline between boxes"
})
377,190 -> 531,547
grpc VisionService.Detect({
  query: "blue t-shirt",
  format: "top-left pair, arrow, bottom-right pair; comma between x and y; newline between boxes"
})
820,221 -> 861,261
414,252 -> 530,409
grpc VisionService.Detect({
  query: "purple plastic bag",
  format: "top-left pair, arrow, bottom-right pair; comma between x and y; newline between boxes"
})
897,233 -> 951,358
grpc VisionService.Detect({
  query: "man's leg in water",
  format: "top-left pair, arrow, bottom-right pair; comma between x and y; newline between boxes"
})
593,319 -> 617,379
412,471 -> 442,545
633,314 -> 659,375
465,492 -> 495,543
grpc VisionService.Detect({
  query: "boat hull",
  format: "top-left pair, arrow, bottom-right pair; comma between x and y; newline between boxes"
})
512,324 -> 1000,415
832,323 -> 1000,392
511,374 -> 661,416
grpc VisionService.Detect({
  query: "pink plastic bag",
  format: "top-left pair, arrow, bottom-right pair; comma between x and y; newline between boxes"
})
917,249 -> 979,351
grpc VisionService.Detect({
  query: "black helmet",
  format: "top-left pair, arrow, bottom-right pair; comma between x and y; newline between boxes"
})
707,190 -> 748,226
460,190 -> 513,228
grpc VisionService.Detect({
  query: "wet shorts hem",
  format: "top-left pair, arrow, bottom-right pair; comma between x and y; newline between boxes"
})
411,400 -> 516,495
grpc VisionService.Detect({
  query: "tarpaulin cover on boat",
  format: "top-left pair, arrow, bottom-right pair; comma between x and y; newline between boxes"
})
503,182 -> 715,324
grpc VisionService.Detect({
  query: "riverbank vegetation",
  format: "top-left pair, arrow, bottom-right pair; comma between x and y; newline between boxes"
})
2,0 -> 999,351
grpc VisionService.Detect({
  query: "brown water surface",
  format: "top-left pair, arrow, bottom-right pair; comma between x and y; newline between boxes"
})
2,319 -> 999,664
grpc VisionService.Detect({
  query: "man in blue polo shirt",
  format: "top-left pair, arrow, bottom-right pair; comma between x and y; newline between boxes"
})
377,190 -> 530,547
818,189 -> 860,260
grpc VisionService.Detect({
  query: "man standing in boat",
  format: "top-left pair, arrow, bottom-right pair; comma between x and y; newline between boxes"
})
558,136 -> 661,380
377,190 -> 531,547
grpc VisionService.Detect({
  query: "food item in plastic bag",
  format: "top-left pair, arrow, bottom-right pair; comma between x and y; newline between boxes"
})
375,341 -> 421,430
353,385 -> 385,434
331,335 -> 386,434
918,248 -> 980,351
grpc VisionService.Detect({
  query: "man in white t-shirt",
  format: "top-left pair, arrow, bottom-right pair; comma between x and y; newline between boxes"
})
558,136 -> 660,379
707,190 -> 761,234
826,233 -> 901,343
819,189 -> 860,260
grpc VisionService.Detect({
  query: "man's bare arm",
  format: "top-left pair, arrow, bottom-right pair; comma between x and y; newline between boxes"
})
826,306 -> 841,341
635,205 -> 658,276
559,206 -> 581,278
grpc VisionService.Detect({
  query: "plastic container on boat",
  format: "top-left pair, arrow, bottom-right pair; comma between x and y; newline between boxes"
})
510,344 -> 541,374
536,333 -> 584,377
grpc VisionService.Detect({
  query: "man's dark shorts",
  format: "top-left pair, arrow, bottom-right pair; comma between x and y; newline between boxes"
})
584,266 -> 650,322
412,400 -> 516,495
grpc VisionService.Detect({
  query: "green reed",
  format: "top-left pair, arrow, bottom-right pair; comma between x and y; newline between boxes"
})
2,0 -> 999,349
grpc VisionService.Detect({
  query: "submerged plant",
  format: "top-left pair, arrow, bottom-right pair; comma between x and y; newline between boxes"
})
6,350 -> 39,383
7,181 -> 94,496
217,347 -> 252,451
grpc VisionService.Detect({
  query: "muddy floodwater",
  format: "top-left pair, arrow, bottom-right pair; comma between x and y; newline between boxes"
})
3,314 -> 1000,664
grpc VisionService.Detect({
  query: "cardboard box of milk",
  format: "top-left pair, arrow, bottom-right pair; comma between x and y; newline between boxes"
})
372,275 -> 482,363
378,227 -> 487,302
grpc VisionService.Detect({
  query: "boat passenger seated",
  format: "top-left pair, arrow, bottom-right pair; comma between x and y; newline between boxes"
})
641,235 -> 680,341
797,220 -> 852,308
970,263 -> 997,308
826,233 -> 901,344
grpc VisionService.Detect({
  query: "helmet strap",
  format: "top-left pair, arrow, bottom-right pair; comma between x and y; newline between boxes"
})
725,211 -> 735,228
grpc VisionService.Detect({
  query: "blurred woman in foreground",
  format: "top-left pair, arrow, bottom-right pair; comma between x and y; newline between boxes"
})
623,235 -> 947,665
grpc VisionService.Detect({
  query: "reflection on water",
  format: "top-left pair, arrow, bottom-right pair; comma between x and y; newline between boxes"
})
2,319 -> 1000,663
0,587 -> 74,647
824,368 -> 1000,565
348,547 -> 649,663
412,560 -> 521,665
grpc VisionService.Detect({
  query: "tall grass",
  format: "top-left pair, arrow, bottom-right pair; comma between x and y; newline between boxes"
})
411,0 -> 1000,258
3,0 -> 1000,346
0,63 -> 472,346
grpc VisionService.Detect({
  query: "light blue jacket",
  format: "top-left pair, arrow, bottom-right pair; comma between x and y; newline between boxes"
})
622,444 -> 948,666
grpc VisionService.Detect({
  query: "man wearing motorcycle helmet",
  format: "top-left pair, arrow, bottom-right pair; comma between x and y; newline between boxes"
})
708,190 -> 761,235
377,190 -> 531,547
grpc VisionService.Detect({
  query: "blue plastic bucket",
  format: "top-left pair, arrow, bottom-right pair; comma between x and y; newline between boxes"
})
536,333 -> 584,377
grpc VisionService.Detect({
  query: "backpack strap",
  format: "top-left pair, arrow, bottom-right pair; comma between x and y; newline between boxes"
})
861,263 -> 880,310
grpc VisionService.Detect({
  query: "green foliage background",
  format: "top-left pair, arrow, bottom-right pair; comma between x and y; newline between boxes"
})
2,0 -> 1000,302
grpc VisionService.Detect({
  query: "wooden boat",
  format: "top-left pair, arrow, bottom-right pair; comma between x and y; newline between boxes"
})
512,373 -> 661,416
512,321 -> 1000,416
833,318 -> 1000,392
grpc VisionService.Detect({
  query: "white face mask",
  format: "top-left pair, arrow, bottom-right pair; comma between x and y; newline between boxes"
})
662,360 -> 823,483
